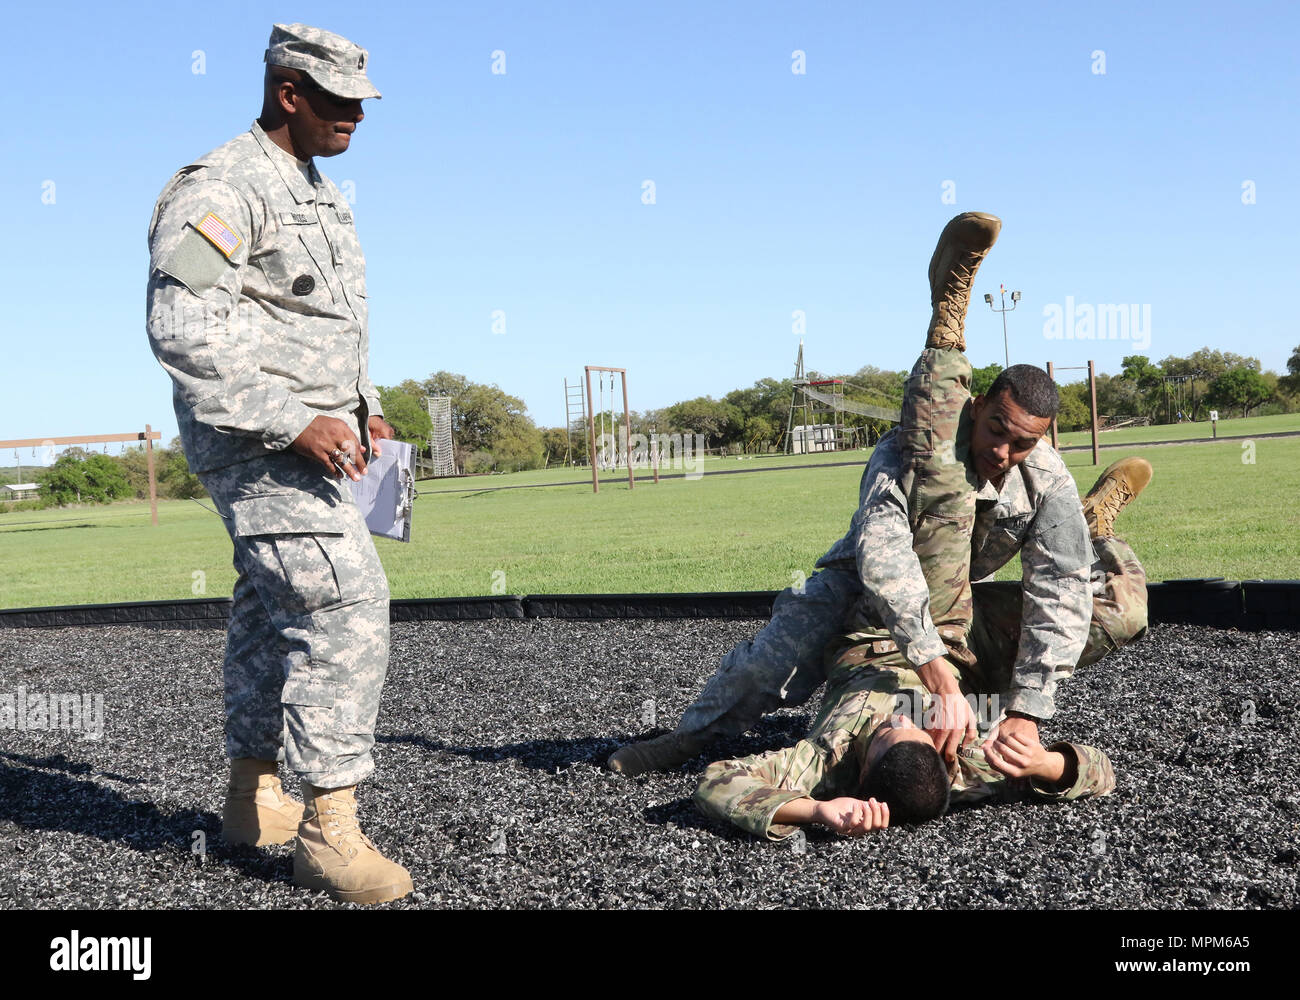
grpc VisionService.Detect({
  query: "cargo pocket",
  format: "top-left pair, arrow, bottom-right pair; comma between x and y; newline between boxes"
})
230,493 -> 348,617
899,370 -> 933,458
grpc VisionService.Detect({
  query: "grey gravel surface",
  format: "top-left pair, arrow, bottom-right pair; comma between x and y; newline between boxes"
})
0,619 -> 1296,909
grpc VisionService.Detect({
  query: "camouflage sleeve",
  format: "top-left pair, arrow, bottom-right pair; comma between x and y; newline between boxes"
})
950,739 -> 1115,805
146,178 -> 316,451
1006,484 -> 1093,719
358,329 -> 382,419
693,740 -> 831,841
852,438 -> 949,667
1029,741 -> 1116,800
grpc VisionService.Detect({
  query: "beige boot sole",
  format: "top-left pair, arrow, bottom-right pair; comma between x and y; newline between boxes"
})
293,866 -> 414,905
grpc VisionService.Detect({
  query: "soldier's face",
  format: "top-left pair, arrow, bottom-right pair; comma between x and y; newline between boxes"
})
969,391 -> 1052,484
281,77 -> 365,158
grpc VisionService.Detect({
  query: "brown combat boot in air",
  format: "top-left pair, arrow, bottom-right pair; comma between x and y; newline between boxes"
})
294,783 -> 414,905
927,212 -> 1002,351
607,731 -> 705,777
1082,457 -> 1153,538
222,757 -> 304,847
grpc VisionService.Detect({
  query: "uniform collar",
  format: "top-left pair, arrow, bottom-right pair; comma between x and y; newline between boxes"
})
250,121 -> 318,204
975,477 -> 1001,502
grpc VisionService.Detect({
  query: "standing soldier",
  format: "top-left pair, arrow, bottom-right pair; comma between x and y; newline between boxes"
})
146,24 -> 411,904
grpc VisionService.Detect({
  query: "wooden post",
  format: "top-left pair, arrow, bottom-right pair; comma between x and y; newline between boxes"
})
1,429 -> 162,522
1087,361 -> 1100,467
585,367 -> 599,494
144,424 -> 159,526
1046,361 -> 1059,450
621,372 -> 634,491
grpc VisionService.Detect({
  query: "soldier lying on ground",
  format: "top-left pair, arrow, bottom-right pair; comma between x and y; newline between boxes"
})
610,211 -> 1153,778
692,612 -> 1119,840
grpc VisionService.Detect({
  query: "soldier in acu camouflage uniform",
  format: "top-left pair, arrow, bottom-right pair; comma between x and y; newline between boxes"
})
146,24 -> 412,905
610,212 -> 1153,779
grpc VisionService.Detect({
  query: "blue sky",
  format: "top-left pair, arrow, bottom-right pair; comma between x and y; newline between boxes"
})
2,0 -> 1296,454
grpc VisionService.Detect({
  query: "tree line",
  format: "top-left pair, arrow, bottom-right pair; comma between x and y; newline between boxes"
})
8,344 -> 1297,509
0,439 -> 204,512
378,347 -> 1300,473
1071,347 -> 1299,427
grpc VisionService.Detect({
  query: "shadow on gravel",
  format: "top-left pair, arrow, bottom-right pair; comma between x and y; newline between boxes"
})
643,797 -> 718,834
0,750 -> 145,785
0,756 -> 292,886
377,732 -> 617,770
379,716 -> 810,775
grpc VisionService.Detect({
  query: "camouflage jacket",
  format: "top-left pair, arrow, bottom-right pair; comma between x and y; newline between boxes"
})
819,429 -> 1094,720
146,122 -> 382,473
694,674 -> 1115,842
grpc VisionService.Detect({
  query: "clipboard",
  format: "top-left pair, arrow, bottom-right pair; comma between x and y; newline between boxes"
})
347,439 -> 417,542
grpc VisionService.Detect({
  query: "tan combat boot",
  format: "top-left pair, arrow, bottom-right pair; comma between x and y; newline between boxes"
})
607,731 -> 704,777
927,212 -> 1002,351
222,757 -> 304,847
294,783 -> 413,905
1082,457 -> 1153,538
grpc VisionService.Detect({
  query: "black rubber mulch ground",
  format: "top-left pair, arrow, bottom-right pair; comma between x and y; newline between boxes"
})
0,619 -> 1296,909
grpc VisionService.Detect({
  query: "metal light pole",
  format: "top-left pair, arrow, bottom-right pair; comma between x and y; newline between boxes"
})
983,284 -> 1021,369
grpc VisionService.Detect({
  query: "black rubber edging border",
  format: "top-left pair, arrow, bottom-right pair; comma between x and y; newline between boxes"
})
1,580 -> 1296,631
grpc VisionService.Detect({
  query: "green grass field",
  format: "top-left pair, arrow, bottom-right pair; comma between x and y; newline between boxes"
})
2,436 -> 1297,609
420,445 -> 871,492
1056,411 -> 1300,448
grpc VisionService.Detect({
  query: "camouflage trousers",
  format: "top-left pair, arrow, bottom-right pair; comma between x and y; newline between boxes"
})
677,535 -> 1147,743
840,346 -> 980,652
198,432 -> 390,789
881,344 -> 978,635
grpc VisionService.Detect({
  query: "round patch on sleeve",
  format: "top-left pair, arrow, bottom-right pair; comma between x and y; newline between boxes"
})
292,274 -> 316,296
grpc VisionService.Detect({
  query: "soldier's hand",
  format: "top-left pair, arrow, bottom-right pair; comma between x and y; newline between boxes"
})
367,415 -> 395,458
291,415 -> 368,482
983,730 -> 1064,783
985,714 -> 1040,764
815,797 -> 889,836
917,656 -> 977,763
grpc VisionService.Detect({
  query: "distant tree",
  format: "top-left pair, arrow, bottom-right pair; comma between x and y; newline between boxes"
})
1093,372 -> 1141,420
539,427 -> 573,465
1056,381 -> 1092,432
742,414 -> 775,453
1279,346 -> 1300,403
377,385 -> 433,449
159,438 -> 206,499
116,445 -> 154,499
970,363 -> 1003,398
1121,355 -> 1163,390
1209,367 -> 1272,418
413,370 -> 545,470
37,455 -> 89,505
38,451 -> 129,505
490,420 -> 545,472
83,454 -> 131,501
662,396 -> 742,446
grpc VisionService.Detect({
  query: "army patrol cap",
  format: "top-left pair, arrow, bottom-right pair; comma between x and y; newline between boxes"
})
264,23 -> 382,101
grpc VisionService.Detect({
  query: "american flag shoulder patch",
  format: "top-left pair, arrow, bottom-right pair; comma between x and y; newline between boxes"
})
194,212 -> 242,259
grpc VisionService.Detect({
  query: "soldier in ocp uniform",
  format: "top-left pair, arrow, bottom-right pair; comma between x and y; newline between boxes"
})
146,24 -> 411,904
